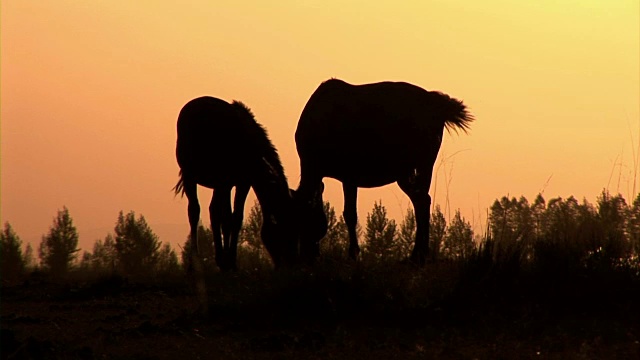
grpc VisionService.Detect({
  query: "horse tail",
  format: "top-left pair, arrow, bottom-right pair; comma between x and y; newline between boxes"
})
173,170 -> 185,197
435,92 -> 474,134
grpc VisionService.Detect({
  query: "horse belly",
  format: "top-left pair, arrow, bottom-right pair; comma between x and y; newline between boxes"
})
191,159 -> 251,189
318,150 -> 412,188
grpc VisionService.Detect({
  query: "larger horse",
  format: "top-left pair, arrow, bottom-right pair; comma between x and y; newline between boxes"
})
174,96 -> 297,270
294,79 -> 473,265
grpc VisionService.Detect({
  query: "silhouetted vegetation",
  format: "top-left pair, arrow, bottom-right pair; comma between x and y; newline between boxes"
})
22,243 -> 35,271
3,190 -> 639,358
319,202 -> 349,259
156,243 -> 180,274
112,211 -> 162,276
486,190 -> 640,275
79,234 -> 117,274
429,204 -> 446,261
74,211 -> 179,280
237,201 -> 272,270
362,201 -> 400,263
397,207 -> 417,259
38,207 -> 80,277
1,223 -> 26,285
181,224 -> 216,274
8,189 -> 639,281
442,210 -> 475,260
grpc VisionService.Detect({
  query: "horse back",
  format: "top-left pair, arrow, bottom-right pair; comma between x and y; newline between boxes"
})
295,80 -> 446,186
296,80 -> 444,155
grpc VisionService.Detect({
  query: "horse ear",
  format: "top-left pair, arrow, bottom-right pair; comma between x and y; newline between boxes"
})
319,181 -> 325,194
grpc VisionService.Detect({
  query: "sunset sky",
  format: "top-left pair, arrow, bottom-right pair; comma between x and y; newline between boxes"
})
2,1 -> 639,253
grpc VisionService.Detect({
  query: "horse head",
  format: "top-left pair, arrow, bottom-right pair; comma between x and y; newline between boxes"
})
260,206 -> 299,268
291,182 -> 328,263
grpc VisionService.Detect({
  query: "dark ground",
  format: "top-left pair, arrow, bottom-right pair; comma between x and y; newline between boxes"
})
2,262 -> 639,359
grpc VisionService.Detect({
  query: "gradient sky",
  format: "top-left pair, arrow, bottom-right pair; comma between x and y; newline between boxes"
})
2,1 -> 639,253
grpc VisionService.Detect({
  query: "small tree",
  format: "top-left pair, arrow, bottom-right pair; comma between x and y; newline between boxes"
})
321,201 -> 349,257
531,196 -> 597,271
78,251 -> 93,271
442,210 -> 475,260
239,201 -> 264,261
628,194 -> 640,256
489,196 -> 534,244
114,211 -> 161,276
430,205 -> 447,261
531,194 -> 546,239
38,207 -> 80,275
488,196 -> 536,263
363,201 -> 398,262
23,243 -> 35,270
181,224 -> 216,273
539,196 -> 583,243
157,243 -> 180,274
91,234 -> 117,273
1,223 -> 26,283
596,190 -> 629,258
398,208 -> 416,259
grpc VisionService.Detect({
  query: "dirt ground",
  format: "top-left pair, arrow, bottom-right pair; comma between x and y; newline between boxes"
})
2,269 -> 640,359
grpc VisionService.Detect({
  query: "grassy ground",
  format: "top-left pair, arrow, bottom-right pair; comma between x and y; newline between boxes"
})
2,256 -> 640,359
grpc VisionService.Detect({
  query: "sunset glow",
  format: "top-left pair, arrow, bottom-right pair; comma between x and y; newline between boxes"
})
2,1 -> 638,252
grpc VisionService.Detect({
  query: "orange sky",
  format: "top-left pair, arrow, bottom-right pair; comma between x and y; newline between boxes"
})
2,1 -> 639,253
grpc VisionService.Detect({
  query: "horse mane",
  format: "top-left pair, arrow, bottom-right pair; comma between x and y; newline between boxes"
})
230,101 -> 287,184
432,91 -> 474,134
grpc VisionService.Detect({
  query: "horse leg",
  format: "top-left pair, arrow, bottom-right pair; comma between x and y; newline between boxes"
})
343,183 -> 360,260
184,179 -> 209,314
220,187 -> 234,270
210,187 -> 231,271
184,180 -> 201,262
228,184 -> 250,270
296,171 -> 327,261
398,173 -> 432,266
220,189 -> 232,251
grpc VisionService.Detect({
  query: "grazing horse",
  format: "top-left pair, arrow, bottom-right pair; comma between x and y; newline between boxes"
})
174,96 -> 297,270
294,79 -> 473,265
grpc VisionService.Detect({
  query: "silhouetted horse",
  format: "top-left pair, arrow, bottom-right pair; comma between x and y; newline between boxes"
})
174,97 -> 297,270
294,79 -> 473,265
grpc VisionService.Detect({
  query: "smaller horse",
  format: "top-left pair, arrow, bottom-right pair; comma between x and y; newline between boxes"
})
174,97 -> 297,270
294,79 -> 473,265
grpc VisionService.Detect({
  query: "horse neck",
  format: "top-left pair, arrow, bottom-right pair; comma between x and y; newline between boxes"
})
251,160 -> 291,218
